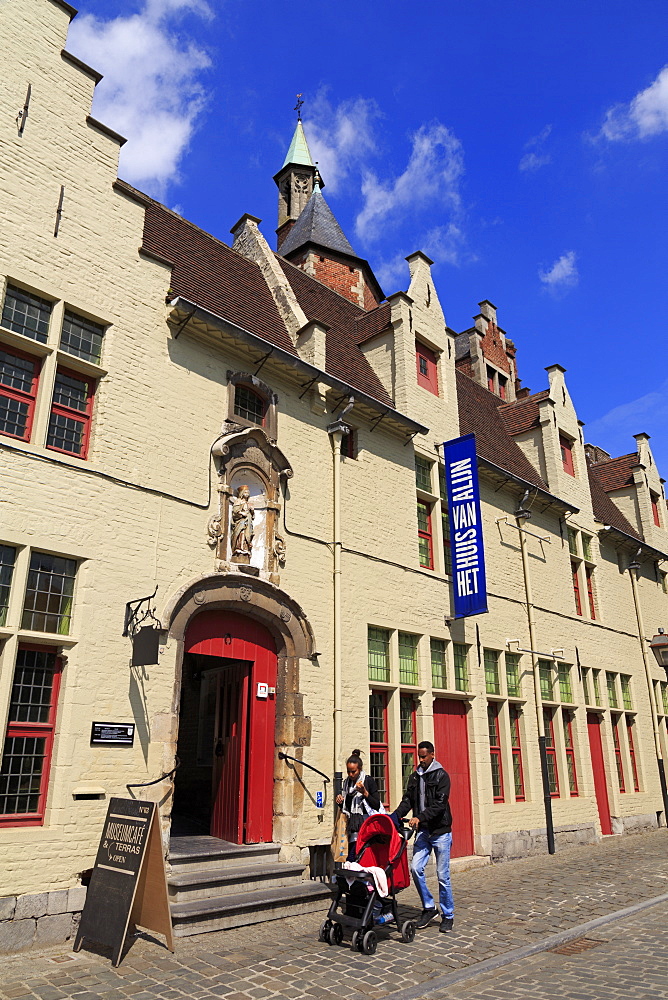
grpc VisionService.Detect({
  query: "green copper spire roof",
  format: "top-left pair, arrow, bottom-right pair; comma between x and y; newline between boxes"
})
282,121 -> 314,169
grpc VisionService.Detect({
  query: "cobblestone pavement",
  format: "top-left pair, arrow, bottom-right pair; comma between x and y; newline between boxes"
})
1,829 -> 667,1000
414,898 -> 668,999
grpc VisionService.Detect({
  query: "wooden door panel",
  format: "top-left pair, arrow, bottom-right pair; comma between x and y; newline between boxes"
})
587,712 -> 612,836
433,699 -> 475,858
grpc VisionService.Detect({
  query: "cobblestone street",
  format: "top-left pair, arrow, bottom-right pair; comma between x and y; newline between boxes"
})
1,830 -> 667,1000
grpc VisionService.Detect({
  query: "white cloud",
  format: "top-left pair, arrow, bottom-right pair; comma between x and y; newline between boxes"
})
519,124 -> 552,171
519,151 -> 551,172
303,94 -> 382,194
539,250 -> 578,292
585,379 -> 668,459
66,0 -> 212,197
355,122 -> 465,244
599,65 -> 668,141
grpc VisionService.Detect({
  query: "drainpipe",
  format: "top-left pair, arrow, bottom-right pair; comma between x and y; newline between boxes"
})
627,564 -> 668,823
516,512 -> 556,854
327,418 -> 347,806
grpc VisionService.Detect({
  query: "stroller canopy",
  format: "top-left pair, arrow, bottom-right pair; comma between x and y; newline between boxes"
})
355,813 -> 410,890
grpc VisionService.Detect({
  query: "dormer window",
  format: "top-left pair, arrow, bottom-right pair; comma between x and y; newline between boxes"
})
651,492 -> 661,528
560,434 -> 575,476
498,375 -> 507,401
416,341 -> 439,396
234,384 -> 266,425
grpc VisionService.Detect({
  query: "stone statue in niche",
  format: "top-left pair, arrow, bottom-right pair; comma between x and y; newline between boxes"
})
230,485 -> 254,562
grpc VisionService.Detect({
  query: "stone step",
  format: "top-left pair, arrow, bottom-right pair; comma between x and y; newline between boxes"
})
170,881 -> 332,937
168,861 -> 307,902
169,836 -> 281,873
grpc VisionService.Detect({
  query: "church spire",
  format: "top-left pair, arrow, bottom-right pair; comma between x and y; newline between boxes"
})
274,103 -> 319,246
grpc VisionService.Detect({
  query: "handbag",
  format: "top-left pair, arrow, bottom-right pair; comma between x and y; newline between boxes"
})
330,807 -> 348,863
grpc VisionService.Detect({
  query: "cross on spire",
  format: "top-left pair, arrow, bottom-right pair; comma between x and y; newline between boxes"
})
294,93 -> 304,121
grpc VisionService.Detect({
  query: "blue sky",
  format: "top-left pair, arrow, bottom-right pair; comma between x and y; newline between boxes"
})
66,0 -> 668,471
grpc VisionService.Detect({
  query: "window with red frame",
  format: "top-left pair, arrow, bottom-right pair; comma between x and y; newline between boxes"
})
585,567 -> 596,619
560,435 -> 575,476
0,346 -> 40,442
498,375 -> 507,401
417,500 -> 434,569
626,716 -> 640,791
487,366 -> 495,393
415,341 -> 439,396
46,368 -> 94,458
509,705 -> 525,801
571,562 -> 583,616
340,426 -> 357,459
400,694 -> 417,787
562,709 -> 578,796
369,691 -> 389,807
543,709 -> 560,796
651,494 -> 661,528
611,714 -> 625,792
0,646 -> 62,826
487,703 -> 504,802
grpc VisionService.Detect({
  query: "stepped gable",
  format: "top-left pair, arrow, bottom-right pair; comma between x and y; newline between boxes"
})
456,370 -> 548,490
125,182 -> 297,357
277,257 -> 394,408
587,463 -> 642,541
279,185 -> 355,258
355,302 -> 391,345
498,389 -> 550,435
588,453 -> 638,492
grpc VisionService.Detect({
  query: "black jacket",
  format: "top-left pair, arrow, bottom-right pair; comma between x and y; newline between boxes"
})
395,764 -> 452,836
343,774 -> 381,834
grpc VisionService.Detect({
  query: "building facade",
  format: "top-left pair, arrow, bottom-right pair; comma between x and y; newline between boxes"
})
1,0 -> 668,950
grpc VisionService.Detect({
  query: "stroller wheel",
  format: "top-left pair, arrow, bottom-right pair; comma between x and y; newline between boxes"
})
351,930 -> 361,951
328,922 -> 343,946
400,920 -> 417,943
362,929 -> 377,955
319,919 -> 331,942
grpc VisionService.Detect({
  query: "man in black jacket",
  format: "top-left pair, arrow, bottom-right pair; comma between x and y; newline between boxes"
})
394,740 -> 454,932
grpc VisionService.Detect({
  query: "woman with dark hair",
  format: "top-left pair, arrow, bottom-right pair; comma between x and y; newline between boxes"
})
335,750 -> 381,860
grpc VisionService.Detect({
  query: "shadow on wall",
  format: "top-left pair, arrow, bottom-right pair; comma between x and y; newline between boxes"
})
129,665 -> 151,764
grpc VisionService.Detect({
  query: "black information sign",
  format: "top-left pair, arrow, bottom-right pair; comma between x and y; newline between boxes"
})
90,722 -> 135,746
73,797 -> 172,966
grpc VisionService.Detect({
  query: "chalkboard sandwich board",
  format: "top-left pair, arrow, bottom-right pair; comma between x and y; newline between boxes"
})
73,797 -> 174,966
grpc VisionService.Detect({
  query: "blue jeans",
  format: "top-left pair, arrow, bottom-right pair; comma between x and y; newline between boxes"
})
411,830 -> 454,919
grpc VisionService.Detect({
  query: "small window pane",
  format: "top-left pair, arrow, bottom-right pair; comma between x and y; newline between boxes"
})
398,632 -> 418,685
369,691 -> 387,743
0,545 -> 16,626
8,648 -> 57,724
606,672 -> 618,709
453,644 -> 468,691
567,527 -> 578,556
430,638 -> 447,688
0,735 -> 47,815
415,456 -> 432,493
0,349 -> 36,393
400,695 -> 415,744
621,675 -> 632,710
505,652 -> 521,697
558,664 -> 573,702
592,670 -> 602,706
368,627 -> 390,682
234,384 -> 265,424
581,534 -> 592,561
369,752 -> 388,804
539,660 -> 553,700
60,311 -> 104,363
484,649 -> 500,695
46,411 -> 86,456
21,551 -> 76,634
2,285 -> 51,343
52,371 -> 88,412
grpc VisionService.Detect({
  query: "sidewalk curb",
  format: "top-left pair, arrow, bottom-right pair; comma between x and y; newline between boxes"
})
381,890 -> 668,1000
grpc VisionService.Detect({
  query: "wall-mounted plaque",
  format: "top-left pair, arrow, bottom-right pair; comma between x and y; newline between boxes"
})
90,722 -> 135,747
73,797 -> 173,966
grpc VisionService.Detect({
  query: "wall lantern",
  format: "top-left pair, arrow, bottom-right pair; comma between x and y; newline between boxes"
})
650,629 -> 668,676
123,586 -> 164,667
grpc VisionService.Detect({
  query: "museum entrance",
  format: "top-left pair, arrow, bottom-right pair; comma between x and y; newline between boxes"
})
173,610 -> 278,844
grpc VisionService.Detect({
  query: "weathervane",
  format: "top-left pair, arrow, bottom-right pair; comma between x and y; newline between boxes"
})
294,93 -> 304,121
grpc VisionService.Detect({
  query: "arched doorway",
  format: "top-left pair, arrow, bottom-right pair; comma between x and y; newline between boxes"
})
173,610 -> 277,844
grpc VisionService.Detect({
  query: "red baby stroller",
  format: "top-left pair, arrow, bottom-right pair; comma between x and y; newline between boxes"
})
319,813 -> 417,954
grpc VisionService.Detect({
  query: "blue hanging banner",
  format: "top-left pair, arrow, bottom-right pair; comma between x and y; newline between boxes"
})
443,433 -> 488,619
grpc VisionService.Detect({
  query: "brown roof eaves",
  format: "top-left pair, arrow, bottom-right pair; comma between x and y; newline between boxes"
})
498,389 -> 550,436
589,453 -> 639,492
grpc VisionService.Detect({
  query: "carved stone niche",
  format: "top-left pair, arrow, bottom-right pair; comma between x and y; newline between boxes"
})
210,426 -> 292,583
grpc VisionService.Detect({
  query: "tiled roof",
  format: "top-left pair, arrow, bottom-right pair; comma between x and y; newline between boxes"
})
498,390 -> 550,435
279,186 -> 356,258
139,194 -> 298,356
277,258 -> 394,407
588,453 -> 638,492
587,463 -> 642,540
355,303 -> 391,345
456,370 -> 549,491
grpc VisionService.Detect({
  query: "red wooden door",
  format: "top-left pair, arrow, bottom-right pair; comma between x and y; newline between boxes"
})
433,699 -> 475,857
185,611 -> 277,844
587,712 -> 612,836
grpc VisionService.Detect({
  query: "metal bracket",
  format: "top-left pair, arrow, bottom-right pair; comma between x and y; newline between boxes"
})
369,408 -> 390,433
254,347 -> 274,375
123,585 -> 162,637
496,516 -> 551,543
173,305 -> 196,339
298,375 -> 319,399
403,429 -> 419,447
